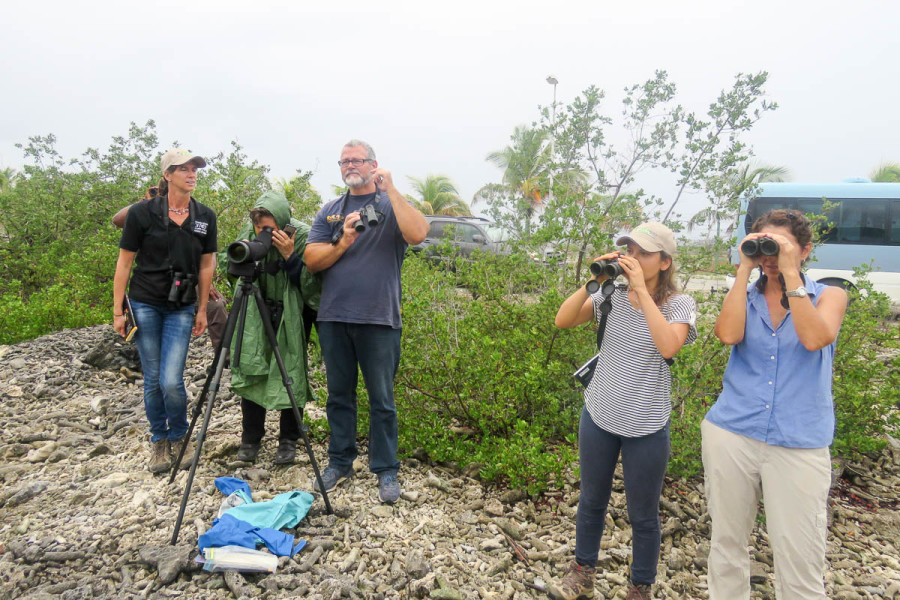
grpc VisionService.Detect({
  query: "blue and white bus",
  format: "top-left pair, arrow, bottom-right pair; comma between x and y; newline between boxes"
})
731,181 -> 900,304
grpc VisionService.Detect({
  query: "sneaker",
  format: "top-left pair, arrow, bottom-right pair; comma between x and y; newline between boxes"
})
148,439 -> 172,474
236,443 -> 261,463
313,464 -> 354,492
377,471 -> 401,504
274,439 -> 297,465
625,583 -> 652,600
172,436 -> 196,470
547,561 -> 596,600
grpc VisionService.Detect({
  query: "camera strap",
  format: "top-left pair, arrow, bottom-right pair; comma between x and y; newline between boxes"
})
595,295 -> 612,352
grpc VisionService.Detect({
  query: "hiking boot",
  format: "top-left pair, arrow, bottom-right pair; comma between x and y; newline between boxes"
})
547,561 -> 596,600
625,583 -> 652,600
172,436 -> 196,470
148,439 -> 171,474
313,464 -> 354,492
274,439 -> 297,465
377,471 -> 401,504
236,443 -> 261,463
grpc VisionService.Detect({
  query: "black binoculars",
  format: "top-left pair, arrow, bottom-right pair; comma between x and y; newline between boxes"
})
167,271 -> 197,304
590,257 -> 625,279
741,236 -> 779,257
354,205 -> 380,233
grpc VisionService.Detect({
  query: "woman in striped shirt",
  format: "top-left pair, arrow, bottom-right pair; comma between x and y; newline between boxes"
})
549,222 -> 697,600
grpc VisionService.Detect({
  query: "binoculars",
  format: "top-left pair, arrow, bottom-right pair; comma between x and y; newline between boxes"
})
167,271 -> 197,304
741,236 -> 779,257
590,257 -> 625,279
354,205 -> 380,233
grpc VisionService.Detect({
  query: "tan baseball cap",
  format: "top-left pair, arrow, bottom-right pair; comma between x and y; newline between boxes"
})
616,222 -> 676,255
161,148 -> 207,173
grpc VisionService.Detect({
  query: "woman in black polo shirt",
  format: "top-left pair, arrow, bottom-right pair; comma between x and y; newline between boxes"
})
113,148 -> 217,474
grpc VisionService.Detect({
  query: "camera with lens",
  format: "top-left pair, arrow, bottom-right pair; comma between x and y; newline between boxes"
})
589,256 -> 625,279
740,236 -> 779,257
227,226 -> 274,264
353,205 -> 380,233
167,271 -> 197,304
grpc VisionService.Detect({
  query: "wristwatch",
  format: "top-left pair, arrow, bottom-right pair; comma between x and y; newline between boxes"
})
786,286 -> 808,298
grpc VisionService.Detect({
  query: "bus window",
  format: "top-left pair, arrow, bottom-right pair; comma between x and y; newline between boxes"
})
892,200 -> 900,243
839,200 -> 887,244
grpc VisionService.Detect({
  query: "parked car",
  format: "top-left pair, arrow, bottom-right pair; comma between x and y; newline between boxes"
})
410,216 -> 511,260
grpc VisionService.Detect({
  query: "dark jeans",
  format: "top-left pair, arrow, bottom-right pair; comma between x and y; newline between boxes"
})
240,398 -> 300,444
575,407 -> 670,585
131,299 -> 194,443
317,321 -> 401,474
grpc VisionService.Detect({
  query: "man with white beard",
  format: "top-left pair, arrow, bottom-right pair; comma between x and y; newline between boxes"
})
305,139 -> 428,504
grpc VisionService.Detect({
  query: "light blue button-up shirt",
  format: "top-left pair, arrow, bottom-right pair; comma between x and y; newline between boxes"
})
706,276 -> 836,449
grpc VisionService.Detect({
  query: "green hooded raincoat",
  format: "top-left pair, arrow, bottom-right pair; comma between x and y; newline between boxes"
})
228,191 -> 320,411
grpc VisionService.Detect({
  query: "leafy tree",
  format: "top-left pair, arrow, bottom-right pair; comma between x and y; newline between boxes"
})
537,71 -> 682,283
273,171 -> 323,224
663,72 -> 777,223
406,174 -> 471,216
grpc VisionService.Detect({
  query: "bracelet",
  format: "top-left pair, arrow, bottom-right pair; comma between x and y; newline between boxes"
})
114,313 -> 124,317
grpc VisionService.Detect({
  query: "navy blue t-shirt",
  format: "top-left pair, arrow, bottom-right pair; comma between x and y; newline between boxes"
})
308,191 -> 407,328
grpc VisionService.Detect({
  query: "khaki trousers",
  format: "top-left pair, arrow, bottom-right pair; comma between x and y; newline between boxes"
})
701,419 -> 830,600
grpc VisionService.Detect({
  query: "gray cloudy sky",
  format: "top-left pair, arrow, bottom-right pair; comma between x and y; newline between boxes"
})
1,0 -> 897,219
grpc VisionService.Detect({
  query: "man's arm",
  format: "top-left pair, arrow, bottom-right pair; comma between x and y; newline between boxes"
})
304,213 -> 362,273
372,168 -> 428,245
112,205 -> 131,229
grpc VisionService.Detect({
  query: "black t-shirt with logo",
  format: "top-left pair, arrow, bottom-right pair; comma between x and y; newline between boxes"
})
119,195 -> 217,307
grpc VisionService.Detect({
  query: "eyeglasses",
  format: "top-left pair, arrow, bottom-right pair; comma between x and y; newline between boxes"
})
337,158 -> 373,167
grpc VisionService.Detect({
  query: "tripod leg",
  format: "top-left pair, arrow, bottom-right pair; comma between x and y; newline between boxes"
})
169,284 -> 249,544
169,308 -> 228,480
251,287 -> 333,515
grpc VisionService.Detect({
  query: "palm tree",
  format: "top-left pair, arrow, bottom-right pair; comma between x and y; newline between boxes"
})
406,174 -> 471,216
0,167 -> 19,194
870,162 -> 900,183
482,125 -> 551,217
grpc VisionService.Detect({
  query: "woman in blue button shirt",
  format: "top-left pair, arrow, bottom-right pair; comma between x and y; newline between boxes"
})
703,209 -> 847,600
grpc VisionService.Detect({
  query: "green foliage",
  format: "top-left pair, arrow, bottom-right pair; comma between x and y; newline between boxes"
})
396,252 -> 583,493
830,270 -> 900,458
0,122 -> 322,343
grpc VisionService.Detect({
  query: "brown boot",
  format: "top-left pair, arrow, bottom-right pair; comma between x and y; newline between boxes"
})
625,583 -> 652,600
148,439 -> 171,473
548,561 -> 596,600
172,436 -> 196,470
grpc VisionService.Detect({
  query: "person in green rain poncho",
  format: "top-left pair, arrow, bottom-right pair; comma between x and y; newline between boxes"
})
228,191 -> 321,465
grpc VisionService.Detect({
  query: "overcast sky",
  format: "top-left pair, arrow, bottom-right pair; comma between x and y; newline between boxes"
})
2,0 -> 897,220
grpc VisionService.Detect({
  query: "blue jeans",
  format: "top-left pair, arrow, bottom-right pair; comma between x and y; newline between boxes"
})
575,407 -> 670,585
317,321 -> 401,474
131,299 -> 194,443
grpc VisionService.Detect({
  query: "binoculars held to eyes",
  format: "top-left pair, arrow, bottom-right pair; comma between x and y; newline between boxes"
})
590,256 -> 625,279
741,236 -> 779,257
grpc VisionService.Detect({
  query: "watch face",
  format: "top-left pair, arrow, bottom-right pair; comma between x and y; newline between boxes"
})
787,286 -> 808,297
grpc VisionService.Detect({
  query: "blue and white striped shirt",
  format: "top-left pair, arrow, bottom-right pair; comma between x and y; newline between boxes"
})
584,287 -> 697,437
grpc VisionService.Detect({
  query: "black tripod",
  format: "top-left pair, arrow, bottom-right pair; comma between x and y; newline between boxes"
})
169,260 -> 332,545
